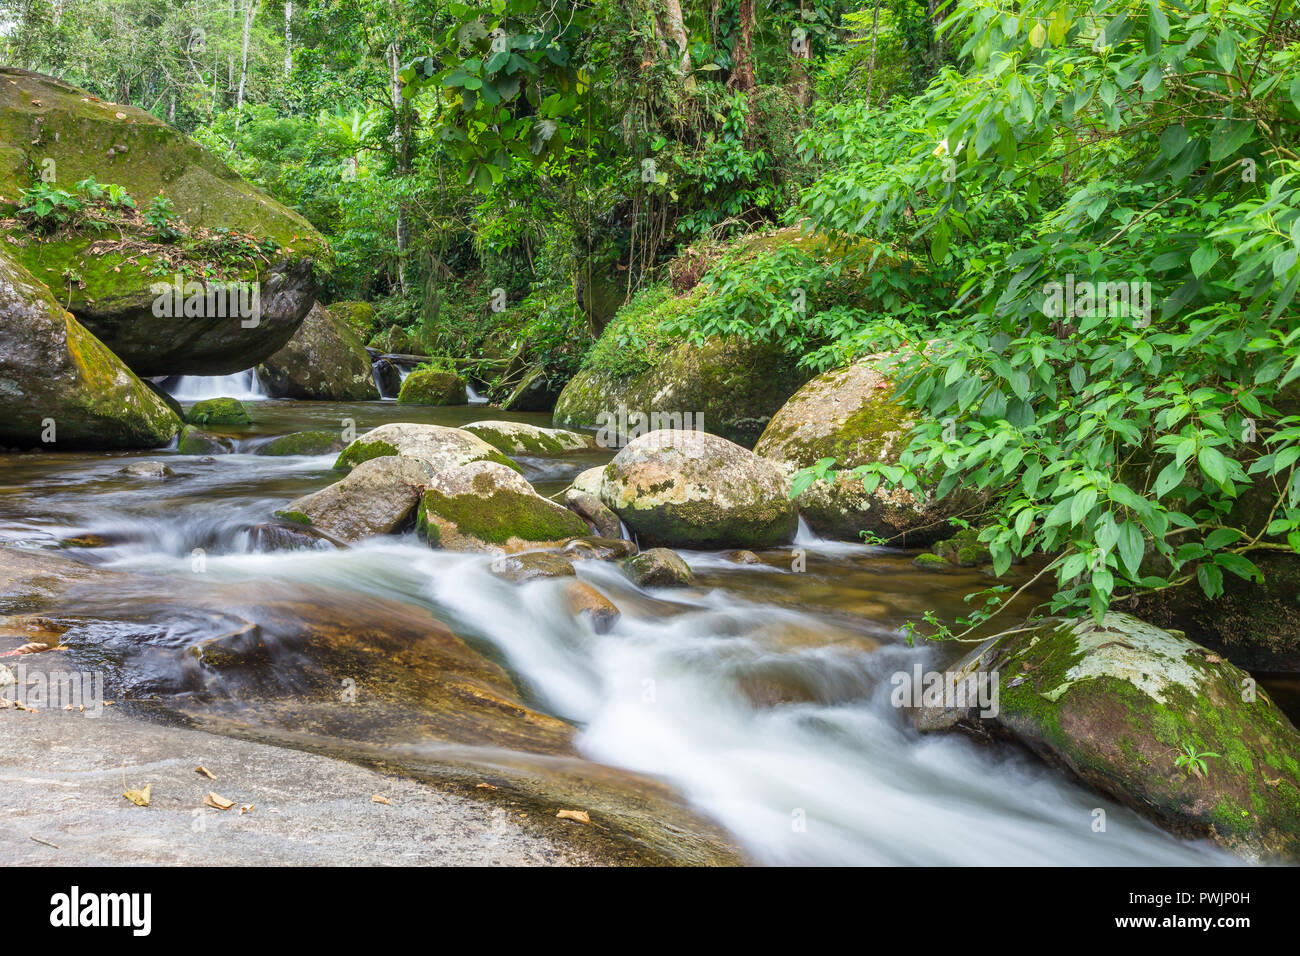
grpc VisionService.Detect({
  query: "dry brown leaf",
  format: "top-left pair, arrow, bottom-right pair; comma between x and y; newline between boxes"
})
123,784 -> 151,807
556,809 -> 591,825
475,782 -> 499,790
239,804 -> 254,815
1,642 -> 62,657
195,765 -> 217,780
371,795 -> 391,805
204,792 -> 235,810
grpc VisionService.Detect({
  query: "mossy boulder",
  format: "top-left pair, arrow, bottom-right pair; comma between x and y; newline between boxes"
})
278,456 -> 434,542
185,396 -> 250,426
755,354 -> 976,545
920,613 -> 1300,862
176,424 -> 231,455
255,430 -> 346,457
397,367 -> 468,406
599,429 -> 799,550
553,285 -> 809,448
417,461 -> 588,553
328,300 -> 377,338
367,326 -> 415,355
256,302 -> 379,401
460,420 -> 594,456
0,246 -> 181,449
334,422 -> 520,474
624,548 -> 695,588
0,68 -> 326,376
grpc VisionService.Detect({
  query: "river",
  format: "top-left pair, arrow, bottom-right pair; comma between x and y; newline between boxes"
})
0,394 -> 1243,865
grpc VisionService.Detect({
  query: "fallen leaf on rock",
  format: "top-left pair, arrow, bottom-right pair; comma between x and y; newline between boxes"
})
556,809 -> 591,825
239,804 -> 254,815
1,642 -> 63,657
475,782 -> 499,790
195,765 -> 217,780
371,795 -> 391,805
204,792 -> 235,810
123,784 -> 151,807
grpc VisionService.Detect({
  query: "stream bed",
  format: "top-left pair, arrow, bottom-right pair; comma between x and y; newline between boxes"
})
0,397 -> 1248,864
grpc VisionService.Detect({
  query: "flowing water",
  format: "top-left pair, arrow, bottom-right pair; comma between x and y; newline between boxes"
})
0,399 -> 1248,865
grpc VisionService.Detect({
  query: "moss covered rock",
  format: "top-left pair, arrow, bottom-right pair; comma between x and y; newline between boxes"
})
185,396 -> 251,426
334,422 -> 520,474
460,420 -> 594,456
328,300 -> 377,338
0,246 -> 180,449
599,429 -> 798,549
256,302 -> 379,401
176,424 -> 232,455
624,548 -> 695,588
920,613 -> 1300,862
255,430 -> 347,457
553,286 -> 809,448
278,455 -> 434,542
417,461 -> 588,553
0,68 -> 325,376
755,354 -> 976,545
397,367 -> 467,405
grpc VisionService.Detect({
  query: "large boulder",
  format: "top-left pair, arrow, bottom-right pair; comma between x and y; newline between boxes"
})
277,456 -> 434,542
397,367 -> 467,405
919,613 -> 1300,862
599,430 -> 798,549
335,422 -> 520,474
755,355 -> 973,545
0,246 -> 180,449
0,67 -> 325,376
417,461 -> 588,552
460,420 -> 594,456
553,285 -> 809,448
256,302 -> 379,401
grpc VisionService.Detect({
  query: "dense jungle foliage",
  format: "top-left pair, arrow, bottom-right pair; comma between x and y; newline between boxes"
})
5,0 -> 1299,629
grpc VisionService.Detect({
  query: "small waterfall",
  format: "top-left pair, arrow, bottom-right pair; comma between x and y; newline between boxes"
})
166,370 -> 267,401
466,382 -> 487,404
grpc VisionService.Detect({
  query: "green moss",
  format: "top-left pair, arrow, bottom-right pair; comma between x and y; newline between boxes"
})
334,439 -> 398,471
329,300 -> 377,337
274,509 -> 313,526
186,397 -> 251,426
418,487 -> 587,546
396,368 -> 468,406
256,431 -> 344,456
176,424 -> 229,455
912,552 -> 951,570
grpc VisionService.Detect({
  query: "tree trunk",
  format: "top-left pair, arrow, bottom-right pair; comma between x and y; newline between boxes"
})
235,0 -> 259,130
661,0 -> 691,72
284,1 -> 293,76
387,41 -> 411,296
727,0 -> 756,93
865,0 -> 881,109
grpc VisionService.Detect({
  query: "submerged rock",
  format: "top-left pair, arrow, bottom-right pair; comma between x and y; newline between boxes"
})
460,420 -> 594,456
185,397 -> 251,426
0,67 -> 324,376
397,367 -> 467,406
257,302 -> 379,401
563,581 -> 621,634
417,461 -> 588,553
624,548 -> 695,588
755,355 -> 975,545
278,456 -> 434,542
489,552 -> 577,583
600,429 -> 798,549
919,613 -> 1300,862
335,422 -> 518,474
255,430 -> 346,457
559,536 -> 638,562
116,461 -> 174,479
0,246 -> 181,450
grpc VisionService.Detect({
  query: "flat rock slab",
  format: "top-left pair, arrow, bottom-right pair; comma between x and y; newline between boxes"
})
0,707 -> 598,867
